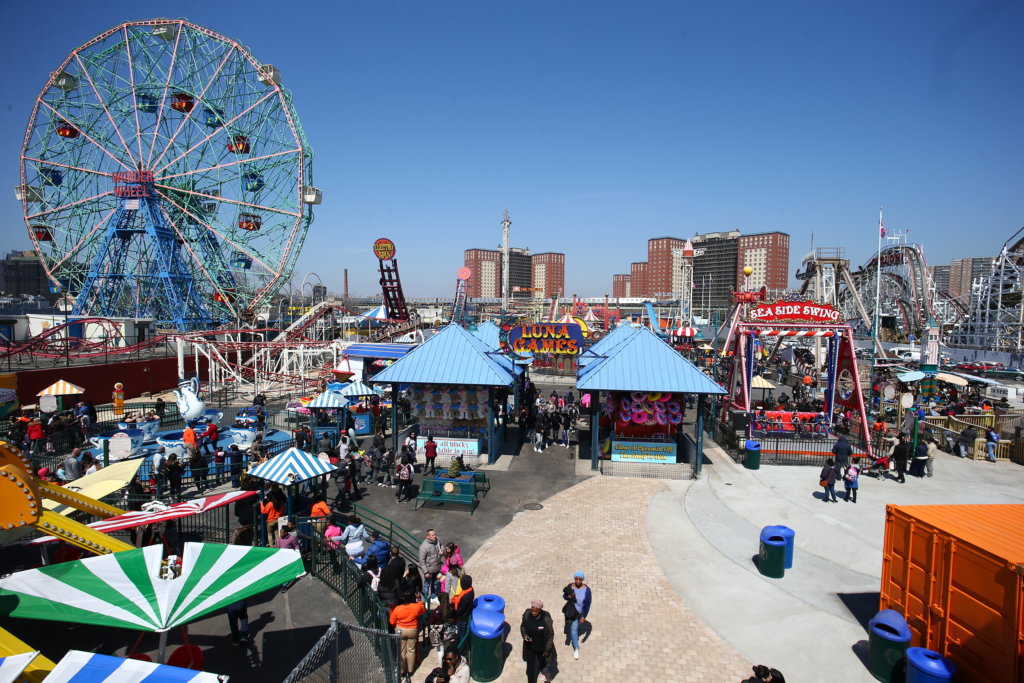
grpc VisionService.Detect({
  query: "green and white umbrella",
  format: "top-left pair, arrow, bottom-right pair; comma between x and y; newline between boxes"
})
0,542 -> 304,633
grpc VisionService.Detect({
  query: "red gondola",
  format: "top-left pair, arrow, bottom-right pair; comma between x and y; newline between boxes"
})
55,121 -> 79,138
171,93 -> 195,113
237,213 -> 261,231
227,135 -> 250,154
32,225 -> 53,241
214,289 -> 236,303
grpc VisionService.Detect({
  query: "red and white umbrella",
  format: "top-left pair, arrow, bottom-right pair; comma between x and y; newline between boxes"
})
674,327 -> 698,337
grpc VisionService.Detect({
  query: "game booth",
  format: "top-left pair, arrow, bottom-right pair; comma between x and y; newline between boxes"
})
719,295 -> 873,461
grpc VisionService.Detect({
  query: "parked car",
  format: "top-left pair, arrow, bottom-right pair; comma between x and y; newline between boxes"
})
983,367 -> 1024,381
956,361 -> 1004,373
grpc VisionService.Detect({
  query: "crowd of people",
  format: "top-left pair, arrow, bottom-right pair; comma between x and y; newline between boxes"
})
515,385 -> 579,452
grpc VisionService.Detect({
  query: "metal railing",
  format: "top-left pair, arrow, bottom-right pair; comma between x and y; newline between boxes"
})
282,617 -> 400,683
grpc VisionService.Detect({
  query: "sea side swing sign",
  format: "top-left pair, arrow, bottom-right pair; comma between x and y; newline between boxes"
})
747,300 -> 844,324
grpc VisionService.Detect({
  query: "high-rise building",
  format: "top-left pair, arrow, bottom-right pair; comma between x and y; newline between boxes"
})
630,262 -> 648,298
464,249 -> 502,298
931,265 -> 950,294
645,237 -> 690,300
508,247 -> 533,299
531,252 -> 565,300
612,274 -> 631,298
948,257 -> 993,301
736,232 -> 790,292
692,231 -> 740,316
0,250 -> 52,300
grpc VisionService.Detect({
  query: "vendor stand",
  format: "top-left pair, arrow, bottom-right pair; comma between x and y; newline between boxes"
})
577,326 -> 726,474
338,379 -> 381,436
369,324 -> 520,465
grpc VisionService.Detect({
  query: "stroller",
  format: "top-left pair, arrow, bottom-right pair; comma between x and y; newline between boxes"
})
863,452 -> 891,479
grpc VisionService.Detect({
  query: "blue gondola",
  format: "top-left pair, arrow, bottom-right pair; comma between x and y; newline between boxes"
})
241,172 -> 265,193
39,168 -> 63,186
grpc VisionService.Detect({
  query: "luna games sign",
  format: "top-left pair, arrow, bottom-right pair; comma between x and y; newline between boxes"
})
748,300 -> 843,324
507,323 -> 584,354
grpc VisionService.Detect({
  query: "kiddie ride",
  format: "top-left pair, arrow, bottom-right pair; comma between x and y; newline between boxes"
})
719,291 -> 873,458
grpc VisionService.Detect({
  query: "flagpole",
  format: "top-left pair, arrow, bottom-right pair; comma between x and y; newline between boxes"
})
869,207 -> 883,419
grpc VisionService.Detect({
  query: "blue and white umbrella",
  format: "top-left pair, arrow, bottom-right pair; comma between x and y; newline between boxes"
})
47,650 -> 224,682
0,651 -> 38,683
339,380 -> 377,398
247,446 -> 336,485
306,391 -> 349,409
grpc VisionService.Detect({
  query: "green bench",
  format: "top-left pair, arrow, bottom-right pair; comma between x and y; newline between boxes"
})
458,470 -> 490,497
415,478 -> 478,514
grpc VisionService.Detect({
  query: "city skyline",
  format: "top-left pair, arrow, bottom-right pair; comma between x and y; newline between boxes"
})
0,1 -> 1019,299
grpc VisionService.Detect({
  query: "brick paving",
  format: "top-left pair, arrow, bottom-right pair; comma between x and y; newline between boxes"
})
414,475 -> 750,682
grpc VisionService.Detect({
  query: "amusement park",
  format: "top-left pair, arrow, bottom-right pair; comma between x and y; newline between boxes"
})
0,11 -> 1022,683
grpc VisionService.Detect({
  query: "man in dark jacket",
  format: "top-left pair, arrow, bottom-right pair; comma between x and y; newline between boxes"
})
377,546 -> 406,607
891,435 -> 910,484
831,435 -> 853,471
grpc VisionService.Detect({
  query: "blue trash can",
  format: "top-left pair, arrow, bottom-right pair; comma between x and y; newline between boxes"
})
775,525 -> 795,569
905,647 -> 955,683
744,440 -> 761,470
758,526 -> 786,578
868,609 -> 912,682
474,594 -> 506,613
469,608 -> 506,682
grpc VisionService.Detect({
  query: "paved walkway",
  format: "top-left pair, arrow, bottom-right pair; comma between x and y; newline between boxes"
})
413,476 -> 750,682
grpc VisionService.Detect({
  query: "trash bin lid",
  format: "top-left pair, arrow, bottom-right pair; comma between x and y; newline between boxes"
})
774,525 -> 795,541
469,608 -> 505,638
868,609 -> 912,641
759,525 -> 783,544
905,647 -> 956,676
744,440 -> 761,451
474,593 -> 506,613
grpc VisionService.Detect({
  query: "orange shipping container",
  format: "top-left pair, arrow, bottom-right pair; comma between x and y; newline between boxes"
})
881,504 -> 1024,683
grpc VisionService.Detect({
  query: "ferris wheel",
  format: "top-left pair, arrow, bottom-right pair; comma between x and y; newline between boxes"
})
17,18 -> 321,330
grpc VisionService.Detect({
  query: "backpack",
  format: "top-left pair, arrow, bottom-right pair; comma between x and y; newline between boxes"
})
399,464 -> 412,481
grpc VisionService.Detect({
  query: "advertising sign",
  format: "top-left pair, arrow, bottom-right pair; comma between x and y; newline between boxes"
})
373,238 -> 396,261
748,300 -> 843,324
610,440 -> 678,464
416,436 -> 482,457
506,323 -> 584,355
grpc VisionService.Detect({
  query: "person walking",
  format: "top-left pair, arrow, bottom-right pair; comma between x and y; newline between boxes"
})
165,453 -> 184,502
189,447 -> 208,494
520,599 -> 554,683
423,436 -> 438,475
842,463 -> 859,503
819,458 -> 839,502
925,437 -> 939,477
395,456 -> 414,503
226,599 -> 250,646
390,591 -> 426,683
958,424 -> 978,458
562,571 -> 592,660
419,528 -> 443,603
910,440 -> 929,477
831,435 -> 852,472
891,435 -> 910,484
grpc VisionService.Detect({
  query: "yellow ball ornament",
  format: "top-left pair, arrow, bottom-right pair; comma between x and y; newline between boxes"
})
743,266 -> 753,277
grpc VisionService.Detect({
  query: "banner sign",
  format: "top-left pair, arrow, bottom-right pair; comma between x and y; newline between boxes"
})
373,238 -> 396,261
748,300 -> 843,324
506,323 -> 584,355
610,440 -> 677,464
417,436 -> 482,457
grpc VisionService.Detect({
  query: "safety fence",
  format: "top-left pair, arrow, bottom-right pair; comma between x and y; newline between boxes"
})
282,617 -> 400,683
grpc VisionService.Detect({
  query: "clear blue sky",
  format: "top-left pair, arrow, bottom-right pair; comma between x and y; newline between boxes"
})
1,0 -> 1020,298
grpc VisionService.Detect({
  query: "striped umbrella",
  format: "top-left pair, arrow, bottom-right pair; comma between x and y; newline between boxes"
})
306,391 -> 349,409
46,650 -> 222,683
36,379 -> 85,396
0,542 -> 304,632
32,491 -> 257,545
246,446 -> 337,485
0,651 -> 38,681
338,380 -> 377,398
673,327 -> 698,337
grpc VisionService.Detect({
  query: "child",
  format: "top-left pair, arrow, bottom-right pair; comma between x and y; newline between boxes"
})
843,463 -> 859,503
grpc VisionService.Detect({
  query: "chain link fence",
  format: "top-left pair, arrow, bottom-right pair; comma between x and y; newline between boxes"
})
282,617 -> 400,683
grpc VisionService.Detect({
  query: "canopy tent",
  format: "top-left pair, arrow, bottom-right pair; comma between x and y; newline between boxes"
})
934,372 -> 968,387
751,375 -> 776,389
31,491 -> 257,545
369,323 -> 520,386
470,321 -> 501,350
36,379 -> 85,396
306,391 -> 349,409
673,327 -> 699,338
0,651 -> 38,682
46,650 -> 223,683
338,380 -> 378,398
555,313 -> 574,324
43,458 -> 144,515
0,542 -> 304,633
955,372 -> 1001,386
897,370 -> 927,383
578,326 -> 727,395
583,307 -> 599,323
325,381 -> 348,392
343,343 -> 415,360
247,447 -> 336,485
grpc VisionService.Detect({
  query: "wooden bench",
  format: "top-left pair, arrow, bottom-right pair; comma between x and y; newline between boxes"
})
415,478 -> 478,514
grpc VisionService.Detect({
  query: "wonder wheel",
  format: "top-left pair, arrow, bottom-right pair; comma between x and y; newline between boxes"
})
17,19 -> 321,330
